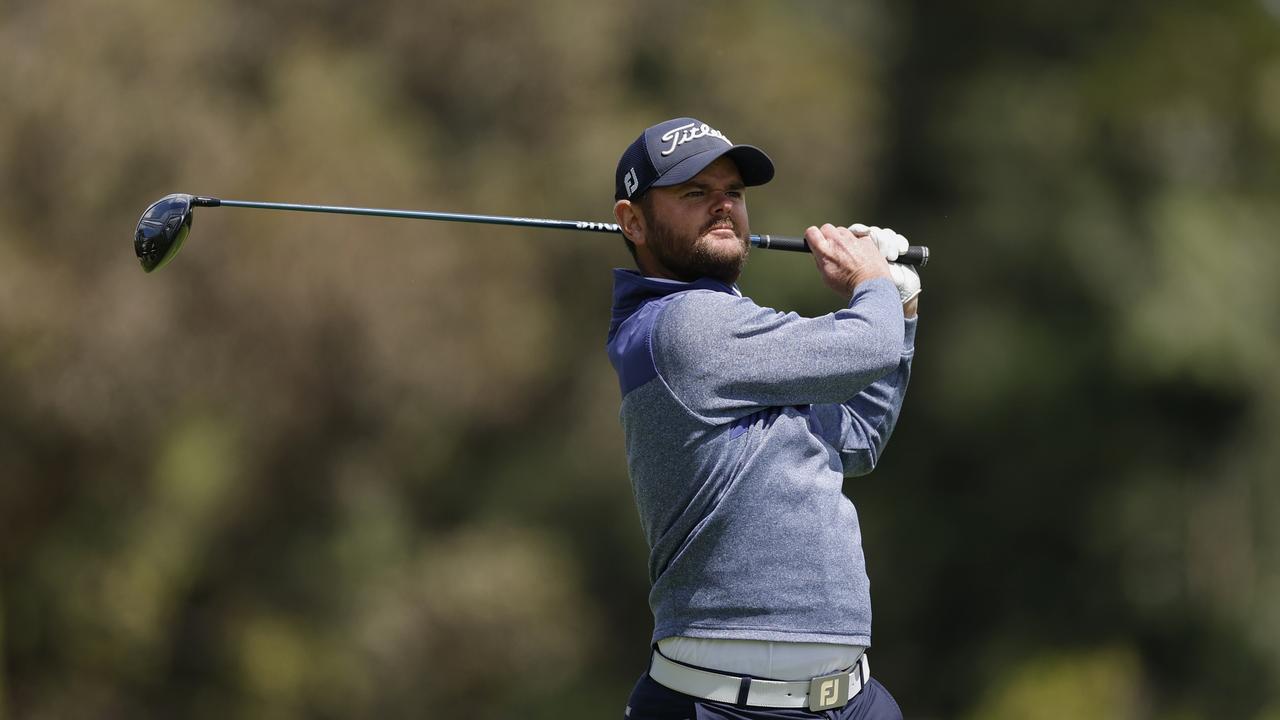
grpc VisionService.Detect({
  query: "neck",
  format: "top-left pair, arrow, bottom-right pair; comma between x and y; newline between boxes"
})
637,252 -> 681,282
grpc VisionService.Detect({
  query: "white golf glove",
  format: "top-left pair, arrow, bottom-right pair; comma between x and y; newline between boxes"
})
850,223 -> 920,303
850,223 -> 907,262
888,263 -> 921,304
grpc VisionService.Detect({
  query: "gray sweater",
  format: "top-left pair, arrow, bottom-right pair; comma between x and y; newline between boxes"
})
606,269 -> 916,646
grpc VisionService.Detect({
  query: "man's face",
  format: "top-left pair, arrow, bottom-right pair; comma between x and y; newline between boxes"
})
638,156 -> 750,284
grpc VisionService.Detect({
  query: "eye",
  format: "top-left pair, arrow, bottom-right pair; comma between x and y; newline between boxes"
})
683,190 -> 705,198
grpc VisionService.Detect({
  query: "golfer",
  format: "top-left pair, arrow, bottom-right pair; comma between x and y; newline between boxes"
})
606,118 -> 919,719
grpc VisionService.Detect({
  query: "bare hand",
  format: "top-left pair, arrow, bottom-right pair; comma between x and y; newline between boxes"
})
804,223 -> 892,296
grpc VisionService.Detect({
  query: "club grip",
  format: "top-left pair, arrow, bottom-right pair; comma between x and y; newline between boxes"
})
752,234 -> 810,252
899,245 -> 929,267
752,234 -> 930,267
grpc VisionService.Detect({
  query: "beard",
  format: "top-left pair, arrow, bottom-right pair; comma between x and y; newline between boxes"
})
644,213 -> 750,285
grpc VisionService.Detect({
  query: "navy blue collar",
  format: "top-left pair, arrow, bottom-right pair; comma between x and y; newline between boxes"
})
608,269 -> 739,341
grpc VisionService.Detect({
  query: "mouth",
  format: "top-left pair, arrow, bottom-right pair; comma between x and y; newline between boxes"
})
702,221 -> 739,240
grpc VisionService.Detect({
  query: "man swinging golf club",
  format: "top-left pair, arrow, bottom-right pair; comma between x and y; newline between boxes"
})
607,117 -> 919,719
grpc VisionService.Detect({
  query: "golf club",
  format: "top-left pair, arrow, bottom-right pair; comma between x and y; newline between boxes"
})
133,193 -> 930,273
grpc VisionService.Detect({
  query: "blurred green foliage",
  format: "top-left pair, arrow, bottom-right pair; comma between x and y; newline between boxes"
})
1,0 -> 1278,717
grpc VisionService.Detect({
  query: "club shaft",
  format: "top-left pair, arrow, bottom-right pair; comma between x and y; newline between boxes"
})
194,197 -> 929,266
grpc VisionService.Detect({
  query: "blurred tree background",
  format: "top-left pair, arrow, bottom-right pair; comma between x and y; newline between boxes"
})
1,0 -> 1278,717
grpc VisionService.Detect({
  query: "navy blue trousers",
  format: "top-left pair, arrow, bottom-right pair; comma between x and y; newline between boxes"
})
624,671 -> 904,720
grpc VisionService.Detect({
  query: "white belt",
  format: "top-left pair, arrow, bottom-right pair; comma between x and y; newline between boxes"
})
649,648 -> 870,712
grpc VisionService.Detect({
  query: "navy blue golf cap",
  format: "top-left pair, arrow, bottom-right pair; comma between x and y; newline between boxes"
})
615,118 -> 775,201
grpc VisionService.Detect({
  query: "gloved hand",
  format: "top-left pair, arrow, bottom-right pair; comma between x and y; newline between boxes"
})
888,263 -> 921,304
850,223 -> 920,303
850,223 -> 907,262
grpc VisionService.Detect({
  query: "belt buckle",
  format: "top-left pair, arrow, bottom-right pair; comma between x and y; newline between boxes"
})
807,671 -> 850,711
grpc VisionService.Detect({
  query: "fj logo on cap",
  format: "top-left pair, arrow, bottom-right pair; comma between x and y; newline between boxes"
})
658,122 -> 732,156
623,168 -> 639,197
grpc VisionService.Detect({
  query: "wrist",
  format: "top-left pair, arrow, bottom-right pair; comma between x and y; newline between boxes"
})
856,267 -> 892,288
846,274 -> 895,298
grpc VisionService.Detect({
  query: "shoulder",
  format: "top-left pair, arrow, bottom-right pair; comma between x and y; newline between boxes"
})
651,290 -> 786,366
609,290 -> 707,396
654,289 -> 754,339
659,288 -> 760,324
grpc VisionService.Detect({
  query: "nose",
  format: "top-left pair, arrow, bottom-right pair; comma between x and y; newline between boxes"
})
711,191 -> 735,216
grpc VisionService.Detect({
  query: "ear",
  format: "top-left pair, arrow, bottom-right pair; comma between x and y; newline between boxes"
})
614,199 -> 647,247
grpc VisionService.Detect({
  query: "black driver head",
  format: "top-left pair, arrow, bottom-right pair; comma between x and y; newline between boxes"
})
135,193 -> 194,273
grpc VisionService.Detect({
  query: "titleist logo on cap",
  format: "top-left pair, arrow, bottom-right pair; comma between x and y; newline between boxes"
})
659,122 -> 732,156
